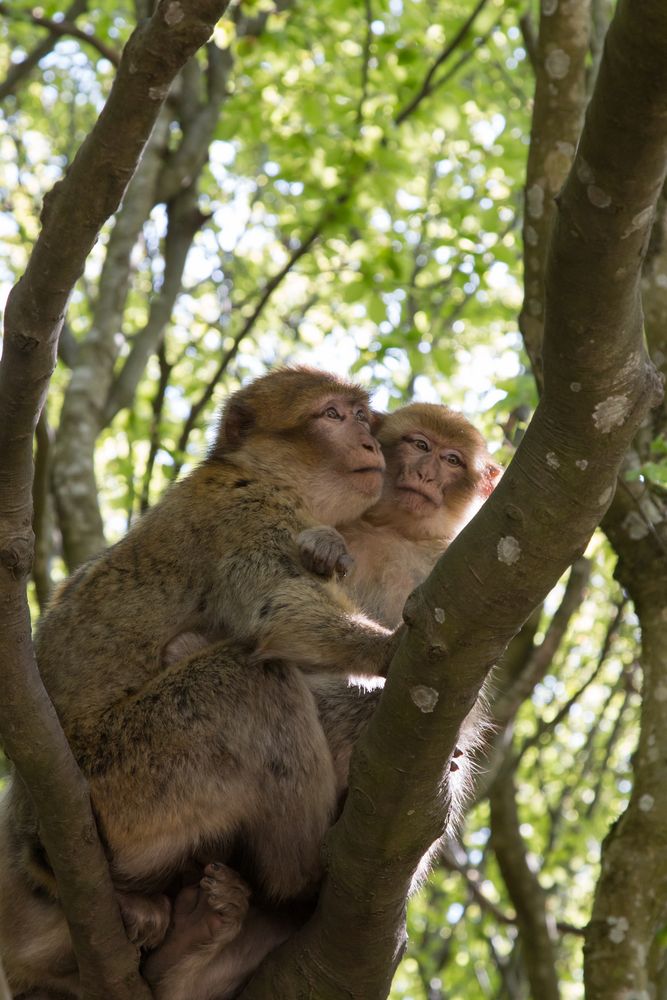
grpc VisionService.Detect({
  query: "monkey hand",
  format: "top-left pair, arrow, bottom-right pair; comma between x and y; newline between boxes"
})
297,526 -> 354,579
380,623 -> 408,676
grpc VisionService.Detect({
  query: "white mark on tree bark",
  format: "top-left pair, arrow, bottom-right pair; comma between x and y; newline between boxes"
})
497,536 -> 521,565
575,459 -> 589,471
410,686 -> 439,713
527,184 -> 545,219
607,916 -> 629,943
598,486 -> 613,506
546,452 -> 560,469
433,607 -> 445,624
622,511 -> 649,540
545,48 -> 570,79
588,186 -> 612,208
592,395 -> 630,432
653,685 -> 667,702
622,205 -> 654,238
576,157 -> 595,185
639,794 -> 655,812
164,2 -> 185,25
543,0 -> 558,13
525,225 -> 539,246
570,381 -> 582,392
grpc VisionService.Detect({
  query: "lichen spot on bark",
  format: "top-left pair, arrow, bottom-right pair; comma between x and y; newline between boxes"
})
654,684 -> 667,702
546,452 -> 560,469
575,459 -> 588,471
525,225 -> 538,246
433,607 -> 445,624
622,204 -> 654,239
497,536 -> 521,565
598,486 -> 613,506
410,685 -> 439,713
545,48 -> 570,80
592,395 -> 630,433
149,85 -> 169,101
622,511 -> 649,540
164,2 -> 185,25
587,186 -> 612,209
526,184 -> 544,219
542,0 -> 558,16
606,916 -> 629,943
639,794 -> 655,812
570,381 -> 581,392
576,157 -> 595,185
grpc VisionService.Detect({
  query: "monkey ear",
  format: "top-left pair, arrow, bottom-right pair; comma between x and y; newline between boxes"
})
369,409 -> 385,434
220,399 -> 256,450
481,462 -> 502,497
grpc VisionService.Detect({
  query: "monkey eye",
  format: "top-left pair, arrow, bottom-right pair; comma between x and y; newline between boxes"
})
323,406 -> 342,419
412,438 -> 429,451
354,408 -> 371,426
443,452 -> 463,466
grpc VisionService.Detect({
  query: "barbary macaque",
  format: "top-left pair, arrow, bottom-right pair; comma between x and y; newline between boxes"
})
0,367 -> 408,998
145,402 -> 501,1000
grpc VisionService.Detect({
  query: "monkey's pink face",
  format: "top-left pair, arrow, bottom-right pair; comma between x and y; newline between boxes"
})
305,395 -> 385,521
383,431 -> 470,516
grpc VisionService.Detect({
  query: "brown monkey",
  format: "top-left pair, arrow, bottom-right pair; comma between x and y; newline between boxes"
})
144,402 -> 501,1000
0,367 -> 405,998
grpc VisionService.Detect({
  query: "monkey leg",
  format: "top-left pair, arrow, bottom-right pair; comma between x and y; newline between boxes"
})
144,864 -> 299,1000
75,643 -> 338,903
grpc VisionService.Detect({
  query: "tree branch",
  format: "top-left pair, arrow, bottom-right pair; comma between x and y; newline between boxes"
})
239,0 -> 667,993
0,0 -> 89,101
0,2 -> 232,996
0,2 -> 121,66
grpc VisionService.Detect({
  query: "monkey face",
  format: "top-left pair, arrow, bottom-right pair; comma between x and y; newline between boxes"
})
300,394 -> 386,523
385,431 -> 469,514
369,404 -> 501,540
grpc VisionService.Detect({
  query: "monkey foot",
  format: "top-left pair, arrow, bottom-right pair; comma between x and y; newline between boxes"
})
118,890 -> 171,950
143,864 -> 250,984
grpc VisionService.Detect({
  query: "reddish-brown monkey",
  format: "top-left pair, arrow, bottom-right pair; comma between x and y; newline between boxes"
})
0,368 -> 406,998
144,402 -> 501,1000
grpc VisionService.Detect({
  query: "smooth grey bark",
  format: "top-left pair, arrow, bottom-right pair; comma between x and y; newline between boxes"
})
518,0 -> 591,385
584,190 -> 667,999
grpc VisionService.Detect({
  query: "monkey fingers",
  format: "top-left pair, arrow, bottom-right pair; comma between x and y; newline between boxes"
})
297,527 -> 354,579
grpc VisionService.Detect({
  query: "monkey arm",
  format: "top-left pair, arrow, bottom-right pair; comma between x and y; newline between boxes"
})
249,576 -> 399,676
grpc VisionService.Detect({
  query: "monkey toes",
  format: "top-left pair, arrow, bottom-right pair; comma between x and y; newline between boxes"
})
143,865 -> 251,986
297,527 -> 354,578
118,891 -> 171,950
200,862 -> 251,931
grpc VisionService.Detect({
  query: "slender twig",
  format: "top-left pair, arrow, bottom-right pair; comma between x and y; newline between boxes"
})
394,0 -> 494,125
171,215 -> 327,474
0,2 -> 121,66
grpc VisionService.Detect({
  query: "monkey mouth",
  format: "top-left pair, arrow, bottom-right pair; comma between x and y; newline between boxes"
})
396,485 -> 440,506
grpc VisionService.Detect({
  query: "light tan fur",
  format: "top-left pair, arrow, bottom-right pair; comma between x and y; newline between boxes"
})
0,368 -> 404,998
145,402 -> 500,999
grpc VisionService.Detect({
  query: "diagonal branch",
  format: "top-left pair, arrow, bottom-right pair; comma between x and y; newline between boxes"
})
240,0 -> 667,994
0,2 -> 121,66
0,0 -> 89,100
